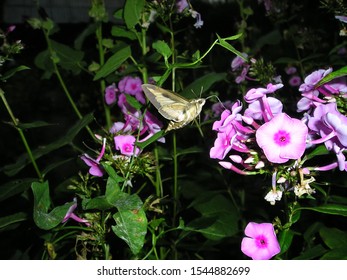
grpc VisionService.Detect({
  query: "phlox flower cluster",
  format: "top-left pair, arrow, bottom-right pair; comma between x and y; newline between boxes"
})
81,75 -> 164,178
141,0 -> 203,29
210,66 -> 347,205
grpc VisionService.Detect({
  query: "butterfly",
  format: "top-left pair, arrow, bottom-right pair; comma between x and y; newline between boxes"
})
141,84 -> 206,132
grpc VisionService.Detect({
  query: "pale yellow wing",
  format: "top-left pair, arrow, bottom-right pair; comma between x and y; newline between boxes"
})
141,84 -> 189,121
159,103 -> 189,122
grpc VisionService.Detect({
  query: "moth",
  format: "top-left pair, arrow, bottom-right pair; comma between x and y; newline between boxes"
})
141,84 -> 206,132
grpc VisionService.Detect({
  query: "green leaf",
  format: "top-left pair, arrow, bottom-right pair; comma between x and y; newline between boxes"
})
298,204 -> 347,217
320,227 -> 347,249
114,193 -> 143,212
17,120 -> 56,130
112,208 -> 147,255
181,72 -> 227,99
0,178 -> 38,202
105,176 -> 123,205
152,40 -> 172,60
123,0 -> 145,29
216,34 -> 246,59
125,94 -> 142,110
222,33 -> 244,41
293,244 -> 328,260
278,229 -> 294,255
31,181 -> 74,230
305,145 -> 329,160
93,45 -> 131,80
303,221 -> 324,243
136,130 -> 166,150
316,66 -> 347,88
82,196 -> 113,211
34,50 -> 54,79
83,178 -> 142,211
101,164 -> 125,184
1,65 -> 30,81
321,247 -> 347,260
186,214 -> 237,240
2,113 -> 94,177
0,212 -> 28,232
111,26 -> 137,40
51,40 -> 84,74
186,193 -> 239,240
176,146 -> 203,157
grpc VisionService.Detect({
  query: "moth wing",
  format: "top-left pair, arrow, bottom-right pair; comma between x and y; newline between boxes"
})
141,84 -> 189,111
159,103 -> 188,121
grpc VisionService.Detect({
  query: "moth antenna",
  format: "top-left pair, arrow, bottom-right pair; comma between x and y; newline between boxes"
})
205,95 -> 227,110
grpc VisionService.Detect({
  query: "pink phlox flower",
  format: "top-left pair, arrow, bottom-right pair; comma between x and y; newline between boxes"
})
212,109 -> 231,131
118,76 -> 146,104
211,101 -> 234,117
124,110 -> 143,132
105,83 -> 118,105
110,121 -> 132,134
80,154 -> 104,177
334,144 -> 347,171
266,83 -> 284,93
256,113 -> 308,163
321,77 -> 347,96
244,84 -> 283,122
62,198 -> 90,226
210,125 -> 235,160
212,100 -> 243,132
241,222 -> 280,260
235,65 -> 250,84
210,125 -> 251,161
324,111 -> 347,147
312,146 -> 347,172
139,111 -> 165,143
289,75 -> 302,87
114,134 -> 141,157
296,90 -> 325,112
118,76 -> 142,95
218,159 -> 257,175
244,83 -> 283,103
117,93 -> 128,109
308,103 -> 347,149
244,97 -> 283,121
299,68 -> 332,93
176,0 -> 189,13
285,66 -> 297,75
118,98 -> 143,132
80,138 -> 106,177
231,53 -> 248,71
335,15 -> 347,23
231,53 -> 250,84
211,101 -> 253,160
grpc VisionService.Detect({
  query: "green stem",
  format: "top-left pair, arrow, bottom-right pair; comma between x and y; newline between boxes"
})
96,23 -> 111,129
168,19 -> 179,228
154,147 -> 163,197
0,88 -> 43,181
43,29 -> 94,139
172,131 -> 178,226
